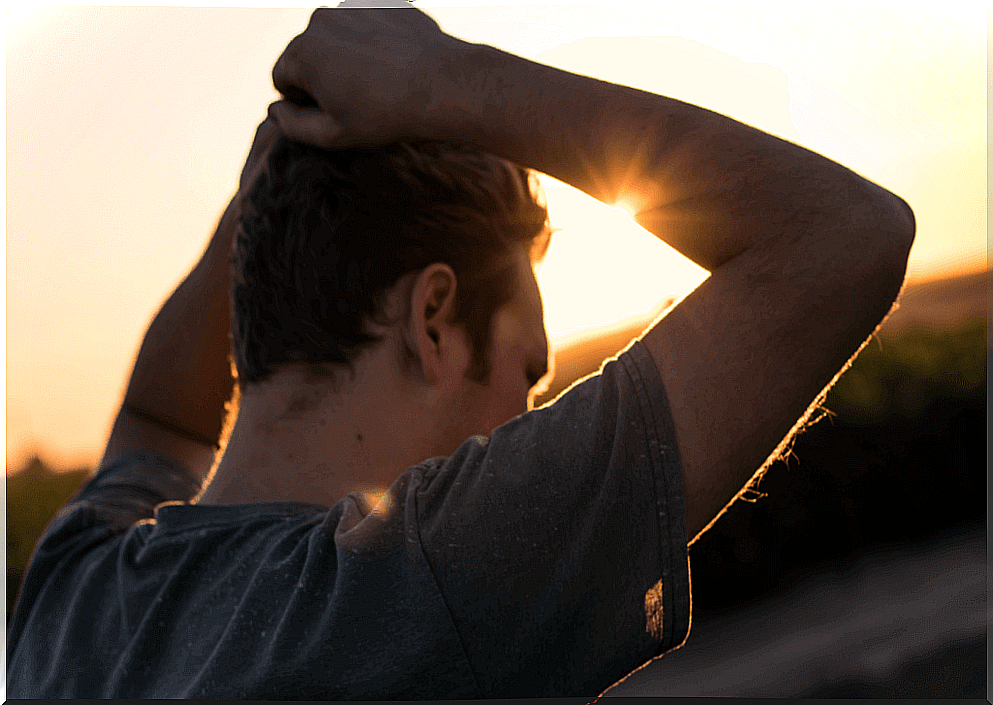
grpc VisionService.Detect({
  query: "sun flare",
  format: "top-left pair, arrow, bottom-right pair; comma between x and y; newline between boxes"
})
534,178 -> 709,341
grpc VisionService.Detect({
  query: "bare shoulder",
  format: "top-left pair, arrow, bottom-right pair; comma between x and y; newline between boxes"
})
642,208 -> 914,543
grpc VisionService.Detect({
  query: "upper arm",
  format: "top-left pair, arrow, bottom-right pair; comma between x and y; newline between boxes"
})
641,214 -> 913,544
99,404 -> 218,483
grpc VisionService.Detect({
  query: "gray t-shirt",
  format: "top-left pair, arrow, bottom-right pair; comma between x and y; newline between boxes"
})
7,341 -> 690,698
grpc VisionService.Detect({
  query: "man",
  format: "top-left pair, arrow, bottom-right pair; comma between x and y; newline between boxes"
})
7,7 -> 915,698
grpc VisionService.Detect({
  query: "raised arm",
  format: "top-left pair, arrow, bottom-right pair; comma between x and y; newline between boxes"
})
269,8 -> 915,542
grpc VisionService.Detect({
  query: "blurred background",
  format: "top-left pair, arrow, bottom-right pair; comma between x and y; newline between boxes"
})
6,3 -> 987,698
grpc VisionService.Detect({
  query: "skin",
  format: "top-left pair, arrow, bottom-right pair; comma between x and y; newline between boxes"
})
196,253 -> 550,506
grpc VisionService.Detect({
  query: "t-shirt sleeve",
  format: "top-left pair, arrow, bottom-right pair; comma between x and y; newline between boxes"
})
52,450 -> 202,533
409,340 -> 691,698
6,451 -> 200,663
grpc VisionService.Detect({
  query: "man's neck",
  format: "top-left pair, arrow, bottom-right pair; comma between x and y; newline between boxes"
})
200,407 -> 388,508
194,364 -> 445,507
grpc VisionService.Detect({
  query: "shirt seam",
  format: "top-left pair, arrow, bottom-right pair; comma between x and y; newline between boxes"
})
620,341 -> 691,652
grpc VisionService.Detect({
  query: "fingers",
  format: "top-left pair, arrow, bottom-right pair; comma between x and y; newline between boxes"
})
271,5 -> 446,150
268,100 -> 342,149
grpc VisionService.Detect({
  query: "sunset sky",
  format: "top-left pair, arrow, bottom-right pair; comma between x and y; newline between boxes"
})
5,3 -> 987,472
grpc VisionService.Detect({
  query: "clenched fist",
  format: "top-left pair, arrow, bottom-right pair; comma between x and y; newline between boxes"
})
269,6 -> 470,148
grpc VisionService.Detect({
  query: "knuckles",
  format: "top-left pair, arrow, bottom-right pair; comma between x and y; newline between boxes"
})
308,7 -> 332,27
273,37 -> 317,97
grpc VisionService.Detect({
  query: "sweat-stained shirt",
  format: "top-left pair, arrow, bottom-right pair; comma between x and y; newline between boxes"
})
6,340 -> 691,698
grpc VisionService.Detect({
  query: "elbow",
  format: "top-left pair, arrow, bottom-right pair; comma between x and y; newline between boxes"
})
887,192 -> 917,251
858,187 -> 915,274
857,180 -> 914,246
863,192 -> 916,313
880,192 -> 916,276
833,187 -> 916,320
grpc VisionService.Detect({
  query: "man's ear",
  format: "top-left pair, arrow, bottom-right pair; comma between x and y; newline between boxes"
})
408,263 -> 468,386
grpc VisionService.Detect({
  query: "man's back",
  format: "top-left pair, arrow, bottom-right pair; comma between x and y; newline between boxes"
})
8,345 -> 691,698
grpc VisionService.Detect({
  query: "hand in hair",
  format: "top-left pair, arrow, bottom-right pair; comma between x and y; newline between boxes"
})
269,6 -> 461,149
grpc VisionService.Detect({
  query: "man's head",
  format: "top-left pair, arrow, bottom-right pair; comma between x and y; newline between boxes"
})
230,136 -> 553,434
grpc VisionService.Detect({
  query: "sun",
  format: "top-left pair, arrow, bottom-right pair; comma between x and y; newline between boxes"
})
534,176 -> 708,341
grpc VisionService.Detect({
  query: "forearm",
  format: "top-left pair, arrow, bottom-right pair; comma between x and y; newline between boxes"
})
429,42 -> 914,271
120,200 -> 237,447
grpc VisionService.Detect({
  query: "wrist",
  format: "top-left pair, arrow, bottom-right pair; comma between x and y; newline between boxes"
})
416,41 -> 614,197
417,41 -> 519,149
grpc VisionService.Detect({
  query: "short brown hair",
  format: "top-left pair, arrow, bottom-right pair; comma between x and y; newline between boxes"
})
231,137 -> 551,388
